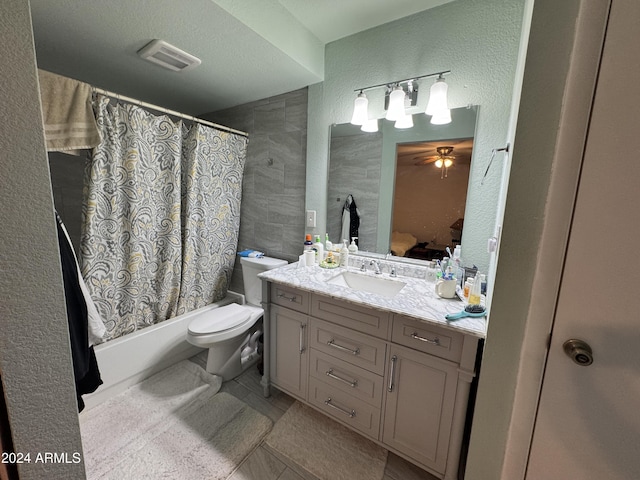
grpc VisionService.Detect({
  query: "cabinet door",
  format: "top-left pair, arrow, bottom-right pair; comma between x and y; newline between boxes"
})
382,344 -> 458,475
269,305 -> 308,401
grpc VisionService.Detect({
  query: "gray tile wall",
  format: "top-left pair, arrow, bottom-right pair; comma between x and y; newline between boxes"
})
327,133 -> 382,253
202,88 -> 308,294
49,151 -> 87,256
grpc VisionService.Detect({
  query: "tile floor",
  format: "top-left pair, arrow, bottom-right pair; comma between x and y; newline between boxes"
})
189,352 -> 439,480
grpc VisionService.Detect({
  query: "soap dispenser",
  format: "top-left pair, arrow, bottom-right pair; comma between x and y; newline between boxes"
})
348,237 -> 358,254
325,233 -> 333,252
339,240 -> 349,267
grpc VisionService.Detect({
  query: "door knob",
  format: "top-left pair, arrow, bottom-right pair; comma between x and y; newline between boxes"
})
563,339 -> 593,366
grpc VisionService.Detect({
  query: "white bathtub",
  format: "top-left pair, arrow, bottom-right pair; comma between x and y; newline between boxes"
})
83,292 -> 243,410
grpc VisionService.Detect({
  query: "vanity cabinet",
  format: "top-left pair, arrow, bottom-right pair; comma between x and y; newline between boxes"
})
383,343 -> 459,473
264,281 -> 479,480
269,302 -> 309,401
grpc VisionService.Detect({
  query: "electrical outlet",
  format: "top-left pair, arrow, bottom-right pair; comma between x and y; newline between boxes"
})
306,210 -> 316,228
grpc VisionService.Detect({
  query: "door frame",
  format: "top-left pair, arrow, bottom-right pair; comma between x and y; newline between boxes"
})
465,1 -> 612,479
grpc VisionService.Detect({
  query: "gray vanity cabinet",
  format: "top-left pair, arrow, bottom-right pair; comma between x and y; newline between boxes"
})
382,343 -> 459,473
269,304 -> 308,401
264,281 -> 479,480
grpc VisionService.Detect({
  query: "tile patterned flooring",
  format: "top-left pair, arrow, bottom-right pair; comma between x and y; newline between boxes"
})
189,352 -> 439,480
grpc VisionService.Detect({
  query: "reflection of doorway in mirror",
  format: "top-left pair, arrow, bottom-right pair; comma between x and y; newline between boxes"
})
391,138 -> 472,260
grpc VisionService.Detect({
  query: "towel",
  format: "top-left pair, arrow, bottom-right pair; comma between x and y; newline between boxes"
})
55,211 -> 106,345
38,69 -> 101,152
340,194 -> 360,244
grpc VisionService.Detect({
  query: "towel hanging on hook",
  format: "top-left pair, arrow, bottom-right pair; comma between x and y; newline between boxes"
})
481,143 -> 510,185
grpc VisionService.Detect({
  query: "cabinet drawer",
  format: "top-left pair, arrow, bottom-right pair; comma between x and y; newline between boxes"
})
308,377 -> 381,439
311,293 -> 390,338
309,349 -> 384,408
391,315 -> 463,363
270,284 -> 310,314
309,318 -> 387,375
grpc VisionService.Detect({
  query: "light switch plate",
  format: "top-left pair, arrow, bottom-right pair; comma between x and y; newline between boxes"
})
306,210 -> 316,228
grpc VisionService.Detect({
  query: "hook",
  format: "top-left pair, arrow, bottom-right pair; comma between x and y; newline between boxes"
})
481,143 -> 510,185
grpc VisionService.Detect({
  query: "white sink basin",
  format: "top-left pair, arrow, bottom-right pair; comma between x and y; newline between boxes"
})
327,271 -> 406,298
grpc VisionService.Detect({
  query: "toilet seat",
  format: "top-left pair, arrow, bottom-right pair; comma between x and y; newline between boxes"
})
188,303 -> 252,336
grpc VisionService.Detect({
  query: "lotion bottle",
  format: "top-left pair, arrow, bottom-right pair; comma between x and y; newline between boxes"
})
313,235 -> 324,262
339,239 -> 349,267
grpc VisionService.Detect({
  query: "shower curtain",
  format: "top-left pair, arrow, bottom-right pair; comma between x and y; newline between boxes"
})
81,96 -> 247,341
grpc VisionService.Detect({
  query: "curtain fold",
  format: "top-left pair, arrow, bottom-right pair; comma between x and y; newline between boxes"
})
177,124 -> 247,314
82,96 -> 204,341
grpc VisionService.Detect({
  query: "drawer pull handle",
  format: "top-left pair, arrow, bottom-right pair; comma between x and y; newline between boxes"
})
326,369 -> 358,388
388,355 -> 397,392
299,324 -> 306,354
278,293 -> 297,302
327,339 -> 360,355
324,398 -> 356,418
411,332 -> 441,346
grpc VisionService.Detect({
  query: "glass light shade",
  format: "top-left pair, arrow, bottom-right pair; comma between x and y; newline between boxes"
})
425,77 -> 449,116
430,108 -> 452,125
361,118 -> 379,132
435,159 -> 443,168
394,113 -> 413,129
444,158 -> 453,168
350,92 -> 368,126
385,86 -> 406,121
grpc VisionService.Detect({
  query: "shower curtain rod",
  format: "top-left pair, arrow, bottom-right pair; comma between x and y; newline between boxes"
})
92,87 -> 248,138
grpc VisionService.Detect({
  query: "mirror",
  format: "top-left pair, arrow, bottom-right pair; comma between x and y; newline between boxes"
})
327,106 -> 478,260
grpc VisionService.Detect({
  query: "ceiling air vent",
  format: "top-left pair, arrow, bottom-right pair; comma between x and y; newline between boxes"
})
137,39 -> 201,72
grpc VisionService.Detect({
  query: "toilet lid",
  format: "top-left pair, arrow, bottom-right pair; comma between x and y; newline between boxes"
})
188,303 -> 252,335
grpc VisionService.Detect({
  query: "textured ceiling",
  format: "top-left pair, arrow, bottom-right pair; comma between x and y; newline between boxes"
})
29,0 -> 454,115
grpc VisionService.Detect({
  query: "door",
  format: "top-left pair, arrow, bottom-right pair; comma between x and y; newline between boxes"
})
269,305 -> 308,401
526,1 -> 640,478
382,344 -> 458,476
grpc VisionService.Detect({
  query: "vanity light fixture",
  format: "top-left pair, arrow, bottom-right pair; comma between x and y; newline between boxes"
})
350,70 -> 451,131
350,91 -> 369,125
385,85 -> 407,121
425,74 -> 450,122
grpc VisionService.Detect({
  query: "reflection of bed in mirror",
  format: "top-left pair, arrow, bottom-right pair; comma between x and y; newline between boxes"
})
390,231 -> 451,261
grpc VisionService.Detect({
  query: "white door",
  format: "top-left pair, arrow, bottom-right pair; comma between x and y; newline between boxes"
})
526,1 -> 640,478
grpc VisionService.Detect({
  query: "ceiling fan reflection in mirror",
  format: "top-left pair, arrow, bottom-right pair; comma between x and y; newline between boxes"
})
414,146 -> 455,178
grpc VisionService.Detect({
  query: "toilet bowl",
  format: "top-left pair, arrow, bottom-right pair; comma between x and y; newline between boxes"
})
186,255 -> 287,380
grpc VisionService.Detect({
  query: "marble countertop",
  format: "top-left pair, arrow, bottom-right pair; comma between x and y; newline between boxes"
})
259,262 -> 487,338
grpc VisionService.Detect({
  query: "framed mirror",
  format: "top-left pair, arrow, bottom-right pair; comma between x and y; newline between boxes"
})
327,105 -> 478,260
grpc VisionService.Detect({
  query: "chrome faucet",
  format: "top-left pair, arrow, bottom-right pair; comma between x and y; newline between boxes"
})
369,259 -> 382,274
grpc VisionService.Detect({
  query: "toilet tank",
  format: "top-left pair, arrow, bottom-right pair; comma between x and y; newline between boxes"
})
240,256 -> 287,306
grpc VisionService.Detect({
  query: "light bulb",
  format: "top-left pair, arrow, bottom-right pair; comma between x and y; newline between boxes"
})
444,158 -> 453,168
430,108 -> 452,125
394,113 -> 413,129
386,86 -> 406,121
361,118 -> 379,132
435,159 -> 443,168
425,76 -> 449,117
350,92 -> 368,126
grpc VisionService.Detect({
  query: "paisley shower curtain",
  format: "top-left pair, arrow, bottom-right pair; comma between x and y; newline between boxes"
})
177,124 -> 246,314
81,95 -> 247,341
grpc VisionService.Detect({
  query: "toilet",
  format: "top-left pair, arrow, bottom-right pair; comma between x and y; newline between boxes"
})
186,255 -> 287,381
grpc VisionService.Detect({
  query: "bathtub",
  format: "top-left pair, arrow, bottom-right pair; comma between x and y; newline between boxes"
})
83,292 -> 243,411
